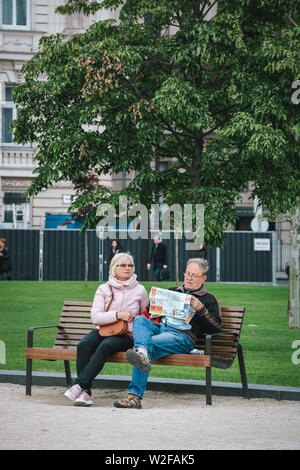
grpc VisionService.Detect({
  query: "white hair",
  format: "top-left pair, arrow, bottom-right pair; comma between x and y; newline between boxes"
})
109,252 -> 135,276
186,258 -> 209,274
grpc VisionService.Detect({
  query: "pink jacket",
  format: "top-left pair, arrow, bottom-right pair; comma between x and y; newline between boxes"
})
91,274 -> 149,336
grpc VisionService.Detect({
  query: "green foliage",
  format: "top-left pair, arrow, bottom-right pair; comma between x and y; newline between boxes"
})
12,0 -> 300,246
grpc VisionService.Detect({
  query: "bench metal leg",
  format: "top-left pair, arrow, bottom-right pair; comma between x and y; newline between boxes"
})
26,358 -> 32,396
64,360 -> 72,387
205,365 -> 212,405
205,334 -> 212,405
237,344 -> 249,399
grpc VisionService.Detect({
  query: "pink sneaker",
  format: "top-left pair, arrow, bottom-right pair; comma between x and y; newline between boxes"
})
64,384 -> 82,402
74,391 -> 93,407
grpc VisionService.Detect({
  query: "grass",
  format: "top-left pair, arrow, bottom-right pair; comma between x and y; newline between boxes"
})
0,281 -> 299,388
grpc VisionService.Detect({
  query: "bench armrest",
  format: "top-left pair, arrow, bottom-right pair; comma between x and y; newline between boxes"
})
204,331 -> 239,355
27,325 -> 61,348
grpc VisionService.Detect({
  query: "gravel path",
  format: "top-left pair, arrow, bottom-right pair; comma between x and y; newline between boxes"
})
1,383 -> 299,450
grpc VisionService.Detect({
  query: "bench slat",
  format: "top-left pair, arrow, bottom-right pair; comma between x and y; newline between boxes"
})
26,348 -> 211,367
107,352 -> 211,367
63,301 -> 93,306
57,329 -> 91,335
26,347 -> 77,360
59,318 -> 93,324
62,307 -> 92,313
56,333 -> 90,340
54,340 -> 84,347
61,312 -> 93,318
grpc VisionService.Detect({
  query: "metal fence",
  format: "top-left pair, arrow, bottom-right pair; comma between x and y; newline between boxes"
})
0,229 -> 275,283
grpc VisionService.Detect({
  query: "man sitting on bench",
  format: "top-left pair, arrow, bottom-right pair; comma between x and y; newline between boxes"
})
114,258 -> 222,409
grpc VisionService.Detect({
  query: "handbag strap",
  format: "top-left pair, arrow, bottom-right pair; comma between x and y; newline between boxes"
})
105,285 -> 114,312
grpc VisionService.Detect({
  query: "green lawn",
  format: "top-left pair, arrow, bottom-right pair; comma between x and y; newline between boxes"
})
0,281 -> 299,387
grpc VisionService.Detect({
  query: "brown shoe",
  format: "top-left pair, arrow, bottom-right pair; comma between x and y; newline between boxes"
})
113,394 -> 142,409
126,349 -> 152,372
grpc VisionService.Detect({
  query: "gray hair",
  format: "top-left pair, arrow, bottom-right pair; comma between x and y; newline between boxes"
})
186,258 -> 209,275
110,252 -> 135,276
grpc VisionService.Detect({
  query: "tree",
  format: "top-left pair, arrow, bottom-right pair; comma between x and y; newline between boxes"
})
288,203 -> 300,328
12,0 -> 300,250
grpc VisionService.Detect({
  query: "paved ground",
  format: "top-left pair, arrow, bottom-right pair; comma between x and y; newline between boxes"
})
1,383 -> 300,451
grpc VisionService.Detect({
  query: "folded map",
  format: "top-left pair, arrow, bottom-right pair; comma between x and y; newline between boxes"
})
149,287 -> 193,322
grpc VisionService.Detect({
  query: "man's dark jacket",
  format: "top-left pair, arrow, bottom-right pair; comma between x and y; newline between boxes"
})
148,242 -> 167,267
169,285 -> 222,344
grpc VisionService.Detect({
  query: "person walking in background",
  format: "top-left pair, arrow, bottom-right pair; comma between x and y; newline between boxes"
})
0,238 -> 12,280
104,239 -> 124,266
104,239 -> 124,280
64,252 -> 148,406
147,235 -> 167,282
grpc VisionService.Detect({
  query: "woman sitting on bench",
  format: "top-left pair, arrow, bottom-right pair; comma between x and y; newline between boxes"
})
64,252 -> 149,406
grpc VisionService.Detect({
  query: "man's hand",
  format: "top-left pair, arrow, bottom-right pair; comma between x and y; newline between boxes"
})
190,296 -> 204,312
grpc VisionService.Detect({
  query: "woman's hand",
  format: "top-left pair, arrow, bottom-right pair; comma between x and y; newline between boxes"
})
117,310 -> 134,322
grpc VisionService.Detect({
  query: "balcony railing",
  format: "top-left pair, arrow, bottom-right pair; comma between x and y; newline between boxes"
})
0,149 -> 37,168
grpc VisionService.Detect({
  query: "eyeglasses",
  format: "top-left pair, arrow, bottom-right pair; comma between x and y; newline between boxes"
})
116,264 -> 134,268
184,272 -> 205,280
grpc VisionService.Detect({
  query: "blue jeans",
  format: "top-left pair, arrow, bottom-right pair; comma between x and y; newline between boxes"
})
128,316 -> 193,399
154,266 -> 162,282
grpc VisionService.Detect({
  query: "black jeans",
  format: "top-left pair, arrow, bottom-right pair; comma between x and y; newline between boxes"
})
75,329 -> 133,395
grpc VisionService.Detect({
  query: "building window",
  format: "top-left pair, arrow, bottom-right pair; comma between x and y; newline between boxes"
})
1,85 -> 21,145
2,107 -> 14,143
2,191 -> 30,227
156,161 -> 168,172
1,0 -> 29,29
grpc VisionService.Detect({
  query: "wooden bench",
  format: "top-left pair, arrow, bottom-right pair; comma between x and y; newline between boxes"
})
26,301 -> 248,405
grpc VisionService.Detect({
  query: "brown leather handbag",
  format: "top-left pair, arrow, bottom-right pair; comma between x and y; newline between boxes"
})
99,285 -> 128,337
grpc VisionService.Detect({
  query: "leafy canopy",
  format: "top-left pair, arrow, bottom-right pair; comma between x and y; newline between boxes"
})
12,0 -> 300,245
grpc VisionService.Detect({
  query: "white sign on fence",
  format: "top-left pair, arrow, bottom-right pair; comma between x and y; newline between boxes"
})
254,238 -> 270,251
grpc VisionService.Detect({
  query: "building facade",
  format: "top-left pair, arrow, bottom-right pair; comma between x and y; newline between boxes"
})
0,1 -> 123,229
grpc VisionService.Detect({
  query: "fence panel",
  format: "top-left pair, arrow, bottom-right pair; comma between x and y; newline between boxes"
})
0,229 -> 39,280
221,231 -> 273,282
43,230 -> 85,281
0,229 -> 274,282
87,231 -> 100,281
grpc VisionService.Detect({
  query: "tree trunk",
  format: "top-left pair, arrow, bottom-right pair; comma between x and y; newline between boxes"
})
188,133 -> 205,259
288,203 -> 300,328
175,238 -> 179,286
84,230 -> 88,288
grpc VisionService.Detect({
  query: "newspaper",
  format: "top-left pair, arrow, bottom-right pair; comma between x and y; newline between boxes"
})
149,287 -> 194,323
